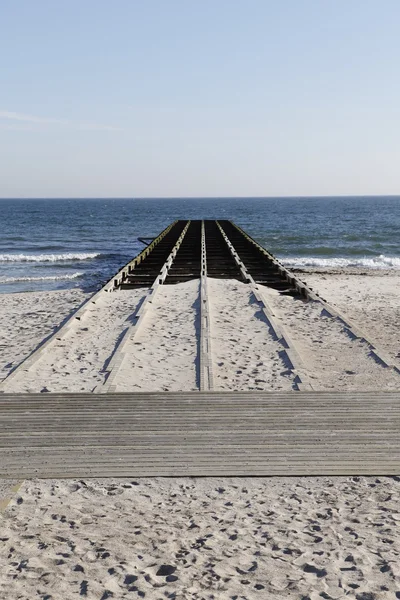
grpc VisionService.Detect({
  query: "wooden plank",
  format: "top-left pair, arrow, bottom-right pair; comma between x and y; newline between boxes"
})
0,391 -> 400,476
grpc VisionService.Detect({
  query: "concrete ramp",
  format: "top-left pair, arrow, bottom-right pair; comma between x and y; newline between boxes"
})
0,392 -> 399,477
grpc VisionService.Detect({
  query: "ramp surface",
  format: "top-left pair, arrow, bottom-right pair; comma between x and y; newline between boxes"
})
0,392 -> 399,477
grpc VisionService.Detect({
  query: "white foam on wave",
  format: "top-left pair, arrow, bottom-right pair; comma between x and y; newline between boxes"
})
0,272 -> 83,284
283,254 -> 400,270
0,252 -> 99,263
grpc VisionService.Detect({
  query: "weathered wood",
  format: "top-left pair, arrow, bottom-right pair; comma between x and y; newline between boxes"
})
0,391 -> 399,477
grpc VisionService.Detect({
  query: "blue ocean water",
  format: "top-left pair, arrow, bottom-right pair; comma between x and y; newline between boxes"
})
0,197 -> 399,294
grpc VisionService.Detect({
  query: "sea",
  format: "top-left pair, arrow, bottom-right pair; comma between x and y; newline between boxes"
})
0,196 -> 399,294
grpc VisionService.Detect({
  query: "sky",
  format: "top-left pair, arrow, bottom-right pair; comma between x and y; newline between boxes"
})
1,0 -> 400,198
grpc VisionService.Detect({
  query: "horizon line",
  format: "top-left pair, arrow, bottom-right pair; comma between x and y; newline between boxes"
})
1,194 -> 400,201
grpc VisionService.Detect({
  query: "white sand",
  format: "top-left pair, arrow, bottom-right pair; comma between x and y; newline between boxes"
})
302,269 -> 400,365
208,278 -> 294,390
259,284 -> 400,391
1,271 -> 400,598
0,289 -> 89,381
2,476 -> 400,599
113,279 -> 200,392
3,273 -> 399,394
2,289 -> 147,393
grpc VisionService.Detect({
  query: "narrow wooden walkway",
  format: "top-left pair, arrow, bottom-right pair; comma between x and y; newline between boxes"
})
0,392 -> 399,477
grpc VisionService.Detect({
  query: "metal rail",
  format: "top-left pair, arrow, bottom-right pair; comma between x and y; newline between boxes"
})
3,219 -> 398,395
0,283 -> 110,392
110,220 -> 179,289
217,220 -> 400,383
199,221 -> 213,391
222,220 -> 311,297
163,220 -> 202,284
216,221 -> 313,391
101,221 -> 191,392
116,220 -> 188,289
0,221 -> 190,392
310,298 -> 400,375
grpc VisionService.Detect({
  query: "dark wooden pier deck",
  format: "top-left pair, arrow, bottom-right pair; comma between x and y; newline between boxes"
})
114,219 -> 309,297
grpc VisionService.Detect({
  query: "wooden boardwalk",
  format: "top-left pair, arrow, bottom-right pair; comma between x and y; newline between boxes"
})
0,391 -> 399,477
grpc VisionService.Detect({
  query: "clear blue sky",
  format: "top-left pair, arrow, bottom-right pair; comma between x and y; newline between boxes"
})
1,0 -> 400,198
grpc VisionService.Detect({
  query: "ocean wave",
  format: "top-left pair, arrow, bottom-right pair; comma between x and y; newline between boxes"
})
283,254 -> 400,269
0,252 -> 100,263
0,272 -> 84,284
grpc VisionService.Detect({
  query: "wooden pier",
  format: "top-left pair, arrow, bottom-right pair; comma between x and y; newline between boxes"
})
1,220 -> 399,477
113,219 -> 309,296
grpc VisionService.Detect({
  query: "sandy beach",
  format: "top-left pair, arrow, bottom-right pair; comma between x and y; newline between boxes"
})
0,289 -> 90,382
4,0 -> 400,594
2,269 -> 399,394
1,268 -> 400,598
